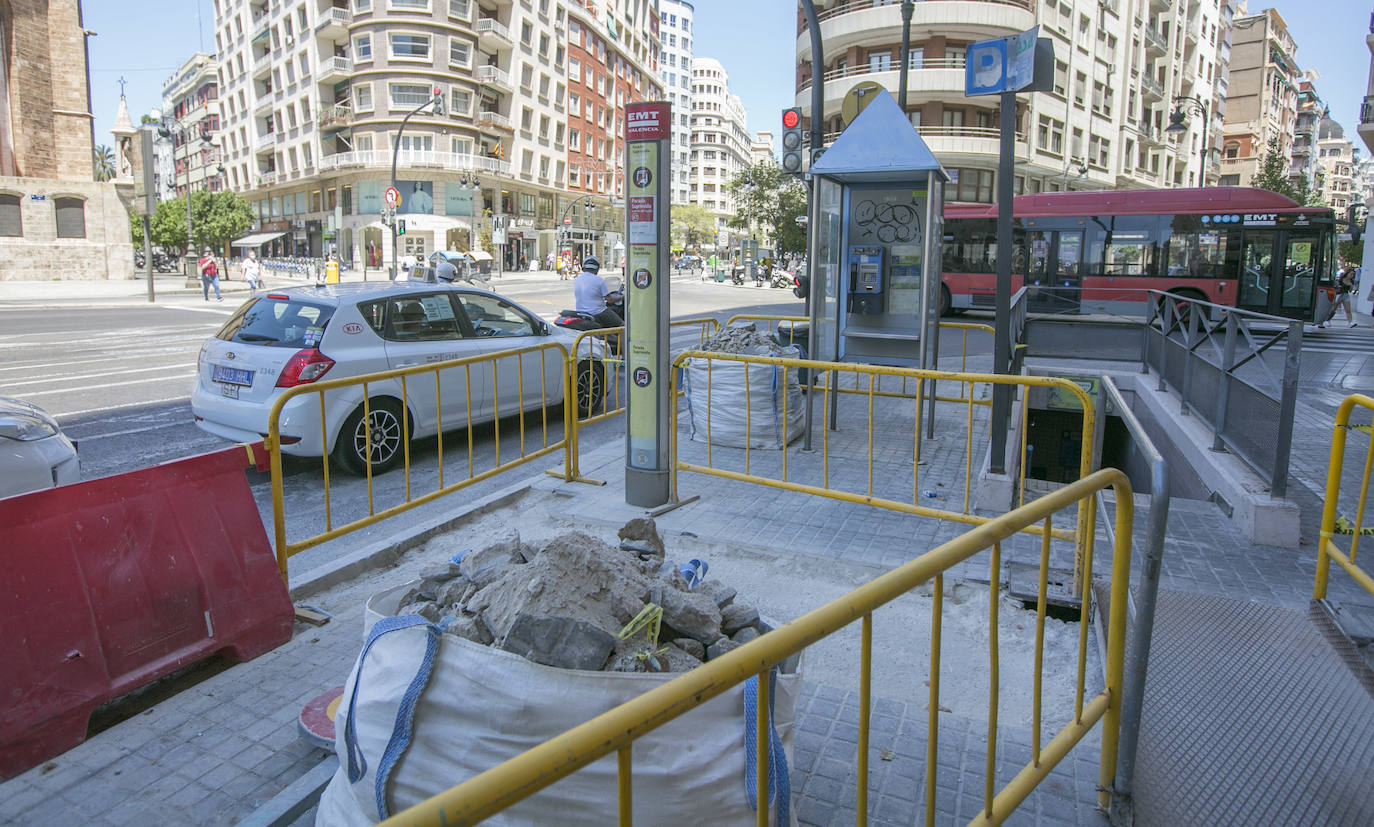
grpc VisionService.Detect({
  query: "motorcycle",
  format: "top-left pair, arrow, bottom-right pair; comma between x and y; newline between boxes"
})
769,267 -> 793,289
730,265 -> 745,285
554,288 -> 626,355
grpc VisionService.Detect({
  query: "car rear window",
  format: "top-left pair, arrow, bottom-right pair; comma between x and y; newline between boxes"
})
216,297 -> 336,348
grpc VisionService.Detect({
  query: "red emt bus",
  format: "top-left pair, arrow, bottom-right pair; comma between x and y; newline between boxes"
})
940,188 -> 1338,322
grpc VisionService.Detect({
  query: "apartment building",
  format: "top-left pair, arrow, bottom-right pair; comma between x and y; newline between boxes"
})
794,0 -> 1234,201
751,130 -> 775,166
212,0 -> 659,270
156,53 -> 224,202
689,57 -> 751,247
1217,6 -> 1298,187
1289,74 -> 1327,198
657,0 -> 694,204
1317,118 -> 1358,214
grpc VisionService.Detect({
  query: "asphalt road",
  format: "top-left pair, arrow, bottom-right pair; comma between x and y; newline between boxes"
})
0,269 -> 814,579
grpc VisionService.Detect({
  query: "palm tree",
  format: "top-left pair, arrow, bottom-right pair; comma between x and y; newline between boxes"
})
93,145 -> 116,182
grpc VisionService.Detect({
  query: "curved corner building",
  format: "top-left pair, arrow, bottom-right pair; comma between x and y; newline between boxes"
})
796,0 -> 1236,202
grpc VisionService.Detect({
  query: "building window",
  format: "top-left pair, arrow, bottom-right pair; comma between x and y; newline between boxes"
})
448,0 -> 470,19
353,0 -> 372,12
390,83 -> 432,108
390,0 -> 430,9
449,38 -> 471,67
355,83 -> 374,111
389,33 -> 431,61
0,194 -> 20,236
450,88 -> 471,116
55,197 -> 85,238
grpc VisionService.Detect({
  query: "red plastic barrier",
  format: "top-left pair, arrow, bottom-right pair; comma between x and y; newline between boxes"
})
0,443 -> 293,779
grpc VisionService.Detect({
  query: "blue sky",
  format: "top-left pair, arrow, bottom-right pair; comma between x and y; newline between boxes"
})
88,1 -> 1371,155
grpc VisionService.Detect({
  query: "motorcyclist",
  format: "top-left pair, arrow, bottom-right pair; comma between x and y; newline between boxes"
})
572,255 -> 622,328
434,255 -> 458,283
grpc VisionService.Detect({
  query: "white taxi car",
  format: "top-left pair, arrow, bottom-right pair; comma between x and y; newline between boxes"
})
190,282 -> 604,474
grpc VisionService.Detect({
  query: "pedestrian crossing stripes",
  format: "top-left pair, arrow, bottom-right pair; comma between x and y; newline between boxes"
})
1302,326 -> 1374,354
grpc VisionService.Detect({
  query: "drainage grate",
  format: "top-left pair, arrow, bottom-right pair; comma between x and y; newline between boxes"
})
1132,590 -> 1374,826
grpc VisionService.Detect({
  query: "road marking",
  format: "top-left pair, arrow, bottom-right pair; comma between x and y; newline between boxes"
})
21,372 -> 197,399
158,303 -> 238,316
66,419 -> 191,441
55,395 -> 191,420
1,363 -> 194,389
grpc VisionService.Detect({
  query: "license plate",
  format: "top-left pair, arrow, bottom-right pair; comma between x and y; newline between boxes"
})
219,382 -> 239,399
212,364 -> 254,386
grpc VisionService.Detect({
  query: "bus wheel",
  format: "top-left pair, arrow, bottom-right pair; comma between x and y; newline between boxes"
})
939,284 -> 953,317
1167,289 -> 1208,326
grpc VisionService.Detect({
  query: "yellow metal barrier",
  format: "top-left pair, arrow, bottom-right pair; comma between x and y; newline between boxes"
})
266,342 -> 571,578
380,468 -> 1134,827
670,350 -> 1092,549
1315,393 -> 1374,600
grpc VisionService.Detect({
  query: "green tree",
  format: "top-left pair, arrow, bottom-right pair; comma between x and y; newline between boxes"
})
1251,136 -> 1324,206
671,204 -> 716,253
141,190 -> 254,255
92,145 -> 115,182
1339,240 -> 1363,266
724,162 -> 807,254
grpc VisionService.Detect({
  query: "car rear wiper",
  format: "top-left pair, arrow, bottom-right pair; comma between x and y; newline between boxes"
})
234,332 -> 278,342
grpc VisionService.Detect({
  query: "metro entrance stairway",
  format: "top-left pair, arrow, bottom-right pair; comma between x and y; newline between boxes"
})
1127,589 -> 1374,825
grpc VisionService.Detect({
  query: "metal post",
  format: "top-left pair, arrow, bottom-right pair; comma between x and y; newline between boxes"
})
142,215 -> 155,302
1198,105 -> 1209,186
1211,312 -> 1238,451
897,1 -> 914,106
1178,301 -> 1196,416
389,92 -> 441,282
989,90 -> 1017,473
1272,321 -> 1302,498
803,176 -> 817,452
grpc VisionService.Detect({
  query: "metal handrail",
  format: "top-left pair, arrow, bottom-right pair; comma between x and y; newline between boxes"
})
1315,393 -> 1374,600
381,467 -> 1134,827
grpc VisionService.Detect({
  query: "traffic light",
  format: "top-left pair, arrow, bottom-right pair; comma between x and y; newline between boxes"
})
397,219 -> 407,236
781,108 -> 803,174
431,87 -> 444,116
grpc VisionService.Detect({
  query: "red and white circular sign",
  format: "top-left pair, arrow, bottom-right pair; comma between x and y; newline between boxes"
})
384,186 -> 400,208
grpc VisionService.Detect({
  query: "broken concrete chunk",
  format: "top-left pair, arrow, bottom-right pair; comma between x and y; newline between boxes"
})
443,612 -> 494,646
619,539 -> 659,560
435,578 -> 475,611
721,603 -> 760,636
401,602 -> 442,623
731,626 -> 760,645
419,562 -> 463,582
657,643 -> 705,672
660,587 -> 723,645
706,637 -> 741,661
618,518 -> 665,560
468,561 -> 519,590
500,615 -> 616,671
672,638 -> 706,661
710,586 -> 737,609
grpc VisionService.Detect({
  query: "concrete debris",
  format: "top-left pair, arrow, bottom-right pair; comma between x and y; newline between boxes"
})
721,602 -> 761,636
700,323 -> 802,358
388,523 -> 770,673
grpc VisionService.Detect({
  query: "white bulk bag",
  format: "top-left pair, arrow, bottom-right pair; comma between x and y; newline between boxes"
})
315,583 -> 801,826
683,355 -> 804,450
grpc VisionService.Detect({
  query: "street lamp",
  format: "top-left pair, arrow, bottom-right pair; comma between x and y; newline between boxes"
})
1166,96 -> 1211,187
388,87 -> 444,280
150,107 -> 216,274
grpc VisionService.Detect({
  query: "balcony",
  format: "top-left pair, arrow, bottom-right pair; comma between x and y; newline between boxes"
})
476,64 -> 514,92
258,170 -> 279,187
476,109 -> 514,132
1150,0 -> 1170,12
251,14 -> 269,42
254,95 -> 273,116
476,18 -> 514,50
315,6 -> 351,38
798,0 -> 1033,62
1358,96 -> 1374,155
1144,26 -> 1167,56
799,58 -> 966,111
255,133 -> 276,153
316,149 -> 512,176
252,50 -> 272,75
318,55 -> 352,81
318,103 -> 352,130
1140,74 -> 1165,102
1138,123 -> 1167,147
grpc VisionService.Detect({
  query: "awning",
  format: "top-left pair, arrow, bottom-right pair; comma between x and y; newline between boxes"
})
231,231 -> 287,248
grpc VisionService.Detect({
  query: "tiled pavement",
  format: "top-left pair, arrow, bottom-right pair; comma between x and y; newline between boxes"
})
4,338 -> 1374,825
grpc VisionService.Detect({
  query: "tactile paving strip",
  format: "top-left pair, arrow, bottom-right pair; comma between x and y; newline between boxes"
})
1132,590 -> 1374,826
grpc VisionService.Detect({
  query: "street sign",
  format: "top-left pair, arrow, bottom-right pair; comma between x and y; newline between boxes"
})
966,26 -> 1040,97
384,186 -> 400,208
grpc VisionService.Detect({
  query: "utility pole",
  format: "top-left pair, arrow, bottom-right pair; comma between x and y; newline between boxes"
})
389,87 -> 444,280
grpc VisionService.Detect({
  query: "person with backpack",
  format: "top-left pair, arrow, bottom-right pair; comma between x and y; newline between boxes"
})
1324,263 -> 1358,328
198,247 -> 222,302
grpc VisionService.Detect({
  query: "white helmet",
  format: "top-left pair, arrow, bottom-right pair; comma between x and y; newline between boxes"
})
581,255 -> 601,273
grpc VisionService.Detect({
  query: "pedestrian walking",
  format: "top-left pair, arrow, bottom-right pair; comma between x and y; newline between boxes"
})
198,247 -> 222,302
1324,263 -> 1358,328
242,251 -> 261,294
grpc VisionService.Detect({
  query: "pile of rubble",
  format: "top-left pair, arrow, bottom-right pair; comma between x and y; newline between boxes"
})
394,518 -> 767,673
698,322 -> 801,357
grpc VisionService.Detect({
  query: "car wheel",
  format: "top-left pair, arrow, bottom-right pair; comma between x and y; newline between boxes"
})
575,359 -> 605,418
333,399 -> 407,475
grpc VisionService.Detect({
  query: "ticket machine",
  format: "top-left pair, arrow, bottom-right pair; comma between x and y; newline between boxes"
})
806,90 -> 948,369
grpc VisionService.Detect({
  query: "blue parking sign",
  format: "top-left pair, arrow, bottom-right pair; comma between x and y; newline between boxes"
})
966,38 -> 1008,96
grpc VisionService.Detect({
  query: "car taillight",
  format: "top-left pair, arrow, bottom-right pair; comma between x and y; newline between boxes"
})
267,293 -> 291,300
276,348 -> 335,387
